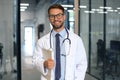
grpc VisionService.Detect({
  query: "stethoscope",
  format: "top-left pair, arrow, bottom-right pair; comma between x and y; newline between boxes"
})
50,28 -> 71,56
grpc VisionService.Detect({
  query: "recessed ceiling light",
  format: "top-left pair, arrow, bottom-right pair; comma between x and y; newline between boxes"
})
79,5 -> 87,8
20,6 -> 27,9
62,5 -> 73,8
20,3 -> 29,6
117,7 -> 120,9
99,6 -> 112,9
20,9 -> 25,11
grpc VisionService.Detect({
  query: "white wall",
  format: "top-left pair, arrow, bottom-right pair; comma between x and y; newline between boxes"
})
34,0 -> 51,43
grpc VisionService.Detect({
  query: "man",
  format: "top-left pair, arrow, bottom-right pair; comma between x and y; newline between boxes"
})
33,4 -> 87,80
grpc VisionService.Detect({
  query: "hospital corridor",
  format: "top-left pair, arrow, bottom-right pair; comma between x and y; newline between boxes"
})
0,0 -> 120,80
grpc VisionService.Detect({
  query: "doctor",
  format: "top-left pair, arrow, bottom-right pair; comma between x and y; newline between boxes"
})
33,4 -> 87,80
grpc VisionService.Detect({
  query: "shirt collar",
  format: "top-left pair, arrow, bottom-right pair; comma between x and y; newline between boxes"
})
51,28 -> 66,38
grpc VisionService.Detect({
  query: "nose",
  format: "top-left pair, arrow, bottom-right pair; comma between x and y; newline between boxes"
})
54,15 -> 58,20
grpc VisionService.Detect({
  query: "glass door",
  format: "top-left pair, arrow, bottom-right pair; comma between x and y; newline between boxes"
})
24,26 -> 33,56
0,0 -> 20,80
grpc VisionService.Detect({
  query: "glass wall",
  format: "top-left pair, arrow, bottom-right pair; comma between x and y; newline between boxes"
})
79,0 -> 120,80
105,0 -> 120,79
0,0 -> 20,80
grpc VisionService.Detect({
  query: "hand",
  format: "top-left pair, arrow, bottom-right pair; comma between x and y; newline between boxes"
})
44,58 -> 54,70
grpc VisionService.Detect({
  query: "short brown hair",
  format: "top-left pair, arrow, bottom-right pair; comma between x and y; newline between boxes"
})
48,4 -> 65,14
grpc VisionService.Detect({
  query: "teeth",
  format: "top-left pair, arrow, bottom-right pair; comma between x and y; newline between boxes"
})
55,22 -> 59,23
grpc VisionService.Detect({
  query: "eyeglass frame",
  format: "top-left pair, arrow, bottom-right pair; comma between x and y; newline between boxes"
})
48,13 -> 64,19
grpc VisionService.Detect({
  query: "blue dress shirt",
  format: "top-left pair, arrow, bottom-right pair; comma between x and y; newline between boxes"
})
51,28 -> 67,80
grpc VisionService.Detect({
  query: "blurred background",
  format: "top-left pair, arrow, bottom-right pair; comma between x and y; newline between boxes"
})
0,0 -> 120,80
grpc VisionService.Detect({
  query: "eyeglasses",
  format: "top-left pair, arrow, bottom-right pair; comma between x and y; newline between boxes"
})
49,13 -> 64,19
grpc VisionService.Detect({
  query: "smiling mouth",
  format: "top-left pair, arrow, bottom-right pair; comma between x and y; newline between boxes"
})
54,20 -> 60,23
55,21 -> 60,24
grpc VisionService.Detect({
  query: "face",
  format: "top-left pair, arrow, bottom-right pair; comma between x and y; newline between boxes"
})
48,8 -> 66,32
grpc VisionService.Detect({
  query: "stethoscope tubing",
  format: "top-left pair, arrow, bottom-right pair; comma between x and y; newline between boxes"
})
50,28 -> 71,49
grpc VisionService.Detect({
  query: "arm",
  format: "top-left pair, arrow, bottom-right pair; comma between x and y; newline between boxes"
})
32,40 -> 48,75
33,39 -> 54,76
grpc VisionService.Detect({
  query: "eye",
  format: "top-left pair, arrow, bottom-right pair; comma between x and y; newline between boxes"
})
57,14 -> 62,17
57,13 -> 63,18
49,15 -> 54,18
49,13 -> 64,19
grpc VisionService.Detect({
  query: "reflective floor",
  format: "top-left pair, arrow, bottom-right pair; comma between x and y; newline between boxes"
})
2,57 -> 120,80
0,44 -> 97,80
1,44 -> 119,80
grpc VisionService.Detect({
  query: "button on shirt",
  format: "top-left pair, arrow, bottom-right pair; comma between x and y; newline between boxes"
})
51,28 -> 67,80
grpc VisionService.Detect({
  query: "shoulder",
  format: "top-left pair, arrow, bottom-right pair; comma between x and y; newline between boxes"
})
69,31 -> 82,40
37,33 -> 50,43
34,33 -> 50,50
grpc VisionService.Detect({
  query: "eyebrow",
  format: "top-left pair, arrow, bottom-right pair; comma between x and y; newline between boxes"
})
49,13 -> 64,15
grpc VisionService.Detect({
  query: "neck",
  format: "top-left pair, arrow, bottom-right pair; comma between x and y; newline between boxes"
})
53,26 -> 64,32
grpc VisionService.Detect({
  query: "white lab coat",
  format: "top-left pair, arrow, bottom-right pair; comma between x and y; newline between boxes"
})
33,30 -> 87,80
